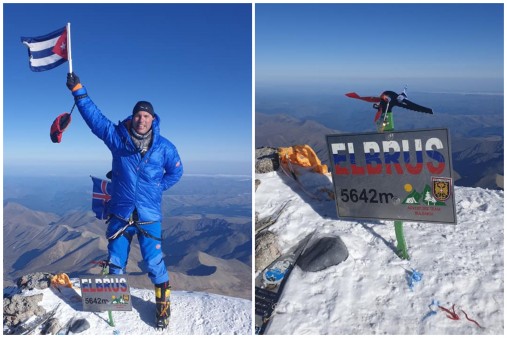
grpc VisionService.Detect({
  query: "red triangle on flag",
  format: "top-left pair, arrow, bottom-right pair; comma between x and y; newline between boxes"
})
52,28 -> 68,59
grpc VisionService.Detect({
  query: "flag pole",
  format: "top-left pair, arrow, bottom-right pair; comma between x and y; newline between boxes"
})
67,22 -> 73,74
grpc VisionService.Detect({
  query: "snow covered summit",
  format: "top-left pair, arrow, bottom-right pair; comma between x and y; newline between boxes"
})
255,168 -> 503,335
8,278 -> 252,335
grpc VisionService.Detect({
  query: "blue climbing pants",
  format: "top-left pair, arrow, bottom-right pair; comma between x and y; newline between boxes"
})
106,217 -> 169,285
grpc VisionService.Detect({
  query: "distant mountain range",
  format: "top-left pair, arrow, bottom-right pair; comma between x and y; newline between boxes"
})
255,113 -> 340,169
3,202 -> 251,299
3,175 -> 252,300
256,112 -> 503,190
452,136 -> 503,189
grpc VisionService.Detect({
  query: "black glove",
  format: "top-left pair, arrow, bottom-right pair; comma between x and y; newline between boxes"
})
66,72 -> 81,91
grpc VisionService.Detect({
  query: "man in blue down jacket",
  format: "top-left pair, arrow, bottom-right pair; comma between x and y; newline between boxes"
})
67,73 -> 183,329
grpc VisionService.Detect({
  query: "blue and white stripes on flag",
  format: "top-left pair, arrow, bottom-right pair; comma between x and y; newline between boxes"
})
21,26 -> 68,72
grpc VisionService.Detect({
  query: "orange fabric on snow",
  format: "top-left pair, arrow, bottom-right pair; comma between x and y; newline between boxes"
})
278,145 -> 328,174
51,273 -> 73,288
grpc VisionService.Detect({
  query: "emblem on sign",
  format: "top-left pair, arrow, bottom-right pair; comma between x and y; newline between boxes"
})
432,177 -> 452,202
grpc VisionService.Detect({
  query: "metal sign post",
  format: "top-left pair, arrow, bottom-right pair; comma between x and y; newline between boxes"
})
384,113 -> 409,260
394,220 -> 409,259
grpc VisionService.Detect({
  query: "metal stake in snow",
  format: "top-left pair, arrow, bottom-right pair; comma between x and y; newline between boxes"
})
100,261 -> 115,327
381,105 -> 409,260
394,220 -> 409,260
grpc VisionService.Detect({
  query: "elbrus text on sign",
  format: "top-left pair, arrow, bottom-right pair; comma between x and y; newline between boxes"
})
326,128 -> 457,224
79,275 -> 132,312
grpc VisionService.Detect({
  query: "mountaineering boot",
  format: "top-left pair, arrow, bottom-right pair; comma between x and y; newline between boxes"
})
155,281 -> 171,329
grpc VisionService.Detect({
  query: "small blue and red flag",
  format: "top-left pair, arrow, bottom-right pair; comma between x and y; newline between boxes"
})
91,176 -> 112,220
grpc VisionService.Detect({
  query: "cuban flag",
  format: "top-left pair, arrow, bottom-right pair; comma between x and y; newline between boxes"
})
21,26 -> 68,72
91,176 -> 112,220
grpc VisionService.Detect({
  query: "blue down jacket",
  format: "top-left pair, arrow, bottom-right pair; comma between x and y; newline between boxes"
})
73,87 -> 183,222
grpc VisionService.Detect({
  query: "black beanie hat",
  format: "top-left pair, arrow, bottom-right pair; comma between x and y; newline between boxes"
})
132,101 -> 155,117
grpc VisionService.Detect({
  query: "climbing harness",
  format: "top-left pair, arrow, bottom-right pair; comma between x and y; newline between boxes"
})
106,214 -> 161,241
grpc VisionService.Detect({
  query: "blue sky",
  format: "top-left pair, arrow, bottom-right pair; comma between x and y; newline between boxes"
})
4,3 -> 252,177
256,3 -> 504,93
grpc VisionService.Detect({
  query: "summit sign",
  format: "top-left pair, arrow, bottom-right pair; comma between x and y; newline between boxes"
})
326,129 -> 457,224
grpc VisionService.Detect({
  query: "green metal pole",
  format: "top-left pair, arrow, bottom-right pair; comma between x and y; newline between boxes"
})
394,220 -> 409,260
101,263 -> 115,327
383,112 -> 409,260
108,310 -> 115,327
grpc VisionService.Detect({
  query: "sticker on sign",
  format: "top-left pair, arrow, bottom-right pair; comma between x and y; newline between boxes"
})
326,128 -> 457,224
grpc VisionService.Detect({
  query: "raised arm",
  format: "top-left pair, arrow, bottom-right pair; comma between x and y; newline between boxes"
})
66,73 -> 120,150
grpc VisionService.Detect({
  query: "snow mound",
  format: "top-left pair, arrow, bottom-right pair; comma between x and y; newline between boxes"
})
256,169 -> 503,335
18,278 -> 252,335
